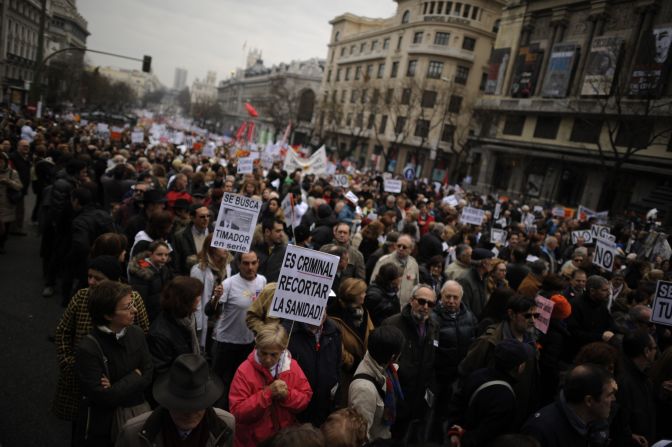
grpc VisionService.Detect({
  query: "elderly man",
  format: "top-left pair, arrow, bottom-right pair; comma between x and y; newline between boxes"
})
326,221 -> 365,280
445,244 -> 472,280
382,284 -> 438,439
173,205 -> 212,275
457,248 -> 494,319
539,236 -> 559,274
370,234 -> 419,307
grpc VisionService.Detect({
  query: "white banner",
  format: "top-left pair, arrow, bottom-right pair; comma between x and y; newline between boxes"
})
460,207 -> 485,226
211,193 -> 261,253
383,179 -> 402,193
571,230 -> 594,244
268,245 -> 339,325
490,228 -> 508,244
592,239 -> 616,271
237,157 -> 254,175
651,280 -> 672,327
283,146 -> 328,175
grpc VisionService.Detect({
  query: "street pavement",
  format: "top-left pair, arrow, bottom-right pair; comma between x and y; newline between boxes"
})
0,194 -> 71,447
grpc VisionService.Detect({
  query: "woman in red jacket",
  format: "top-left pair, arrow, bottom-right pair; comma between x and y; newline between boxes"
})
229,322 -> 312,447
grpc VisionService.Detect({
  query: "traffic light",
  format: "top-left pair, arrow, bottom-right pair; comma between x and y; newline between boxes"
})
142,55 -> 152,73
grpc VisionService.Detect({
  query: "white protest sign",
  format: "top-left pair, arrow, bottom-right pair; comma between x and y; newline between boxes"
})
384,179 -> 402,193
331,174 -> 349,188
578,205 -> 609,223
131,131 -> 144,144
552,206 -> 566,218
533,205 -> 544,213
494,203 -> 502,219
524,213 -> 536,227
571,230 -> 593,244
534,295 -> 555,334
237,157 -> 254,175
280,193 -> 296,230
591,225 -> 614,242
650,280 -> 672,327
261,153 -> 274,170
592,239 -> 616,271
460,207 -> 485,226
526,255 -> 540,262
491,228 -> 508,245
443,195 -> 459,207
345,191 -> 359,205
268,245 -> 340,325
96,123 -> 109,134
211,193 -> 261,253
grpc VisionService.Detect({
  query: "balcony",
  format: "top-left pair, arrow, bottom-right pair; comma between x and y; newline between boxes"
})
407,43 -> 475,63
337,49 -> 388,65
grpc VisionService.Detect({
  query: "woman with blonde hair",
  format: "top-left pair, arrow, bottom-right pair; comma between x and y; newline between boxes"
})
190,233 -> 231,350
229,322 -> 312,446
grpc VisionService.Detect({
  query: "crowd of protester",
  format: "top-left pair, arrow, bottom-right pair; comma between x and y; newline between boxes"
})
2,109 -> 672,447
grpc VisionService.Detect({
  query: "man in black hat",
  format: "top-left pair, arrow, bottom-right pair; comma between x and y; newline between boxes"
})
457,248 -> 494,319
116,353 -> 234,447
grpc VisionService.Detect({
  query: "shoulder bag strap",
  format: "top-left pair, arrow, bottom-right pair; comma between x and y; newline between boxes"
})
86,334 -> 110,378
353,373 -> 386,400
468,380 -> 513,408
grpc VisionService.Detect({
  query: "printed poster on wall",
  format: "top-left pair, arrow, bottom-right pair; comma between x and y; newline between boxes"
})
485,48 -> 511,95
629,26 -> 672,97
541,43 -> 579,98
581,37 -> 624,96
510,44 -> 544,98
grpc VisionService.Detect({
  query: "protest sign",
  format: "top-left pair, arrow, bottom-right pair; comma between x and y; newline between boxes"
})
345,191 -> 359,205
461,207 -> 485,226
443,195 -> 459,207
268,245 -> 340,325
280,193 -> 298,232
592,239 -> 616,271
261,152 -> 274,170
650,280 -> 672,327
534,295 -> 555,334
283,146 -> 328,175
331,174 -> 349,188
96,123 -> 109,134
533,205 -> 544,213
526,255 -> 540,262
591,225 -> 614,242
211,193 -> 261,253
237,157 -> 254,175
578,205 -> 609,223
384,179 -> 402,193
552,206 -> 566,218
494,203 -> 502,220
491,228 -> 508,245
131,131 -> 144,144
571,230 -> 593,244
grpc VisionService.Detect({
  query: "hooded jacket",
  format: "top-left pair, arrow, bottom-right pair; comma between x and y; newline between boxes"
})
128,252 -> 172,323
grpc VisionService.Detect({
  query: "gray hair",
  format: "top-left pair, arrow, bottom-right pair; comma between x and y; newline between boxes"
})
440,280 -> 463,298
431,222 -> 446,237
586,275 -> 609,291
411,284 -> 436,300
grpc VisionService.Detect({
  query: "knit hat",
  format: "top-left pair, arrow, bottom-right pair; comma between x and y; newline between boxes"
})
550,294 -> 572,320
317,203 -> 333,219
494,338 -> 531,373
88,256 -> 122,282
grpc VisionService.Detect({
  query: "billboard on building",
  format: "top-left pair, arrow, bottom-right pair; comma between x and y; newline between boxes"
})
581,37 -> 624,96
541,43 -> 579,98
629,26 -> 672,97
485,48 -> 511,95
510,44 -> 545,98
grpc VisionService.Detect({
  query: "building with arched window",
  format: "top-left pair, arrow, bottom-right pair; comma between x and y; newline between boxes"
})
317,0 -> 505,179
217,53 -> 325,145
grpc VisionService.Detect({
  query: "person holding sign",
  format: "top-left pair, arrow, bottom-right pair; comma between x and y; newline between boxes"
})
229,323 -> 312,447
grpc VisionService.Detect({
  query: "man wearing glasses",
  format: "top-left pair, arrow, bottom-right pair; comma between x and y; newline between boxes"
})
370,234 -> 419,307
381,284 -> 439,439
173,205 -> 212,275
459,295 -> 539,428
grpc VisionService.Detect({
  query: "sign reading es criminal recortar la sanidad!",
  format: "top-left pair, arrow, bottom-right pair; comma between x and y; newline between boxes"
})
268,245 -> 339,326
211,193 -> 261,253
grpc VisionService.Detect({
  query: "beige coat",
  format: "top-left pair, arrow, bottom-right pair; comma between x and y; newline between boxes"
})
0,167 -> 22,223
370,253 -> 419,307
349,351 -> 390,441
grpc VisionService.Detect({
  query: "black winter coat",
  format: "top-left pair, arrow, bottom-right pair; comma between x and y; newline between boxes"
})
48,169 -> 79,228
416,232 -> 443,265
364,283 -> 401,327
69,205 -> 115,282
433,302 -> 477,384
538,319 -> 572,406
506,262 -> 530,291
74,326 -> 153,446
566,294 -> 615,359
128,253 -> 172,323
617,357 -> 657,445
172,224 -> 199,276
147,312 -> 196,377
286,319 -> 342,427
253,242 -> 286,283
310,219 -> 336,249
382,305 -> 438,423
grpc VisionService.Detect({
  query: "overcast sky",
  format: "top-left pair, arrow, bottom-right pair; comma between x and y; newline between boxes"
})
76,0 -> 396,88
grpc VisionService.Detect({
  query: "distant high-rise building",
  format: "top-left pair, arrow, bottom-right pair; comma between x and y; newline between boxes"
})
174,67 -> 188,90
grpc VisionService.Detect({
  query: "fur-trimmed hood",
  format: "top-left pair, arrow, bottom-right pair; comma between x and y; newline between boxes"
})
128,251 -> 160,280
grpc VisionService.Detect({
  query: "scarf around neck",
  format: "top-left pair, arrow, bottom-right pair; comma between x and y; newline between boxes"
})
383,362 -> 404,426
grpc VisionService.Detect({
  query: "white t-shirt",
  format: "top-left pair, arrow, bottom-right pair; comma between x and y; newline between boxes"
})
212,273 -> 267,344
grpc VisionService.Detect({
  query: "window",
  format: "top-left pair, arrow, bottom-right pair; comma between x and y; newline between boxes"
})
434,32 -> 450,45
340,90 -> 346,103
331,90 -> 337,102
534,117 -> 561,139
371,89 -> 380,105
493,19 -> 500,33
397,36 -> 403,50
380,115 -> 388,133
346,113 -> 352,126
471,6 -> 479,20
462,36 -> 476,51
327,70 -> 332,82
367,114 -> 376,129
413,31 -> 424,44
423,2 -> 428,14
366,64 -> 374,79
436,2 -> 444,14
355,66 -> 361,80
448,95 -> 463,113
442,124 -> 455,142
377,63 -> 385,79
395,117 -> 407,134
345,67 -> 351,81
383,38 -> 390,49
385,89 -> 394,105
463,4 -> 471,18
503,115 -> 526,136
615,120 -> 654,149
445,1 -> 453,14
336,68 -> 341,81
455,65 -> 470,84
371,40 -> 379,51
422,90 -> 437,108
407,60 -> 418,77
402,10 -> 410,24
356,113 -> 364,128
391,61 -> 399,78
429,2 -> 435,14
479,72 -> 488,91
454,2 -> 462,15
351,89 -> 359,103
362,89 -> 368,103
570,119 -> 602,143
427,61 -> 444,79
335,31 -> 340,42
401,88 -> 412,105
340,47 -> 346,56
350,45 -> 355,55
360,42 -> 366,52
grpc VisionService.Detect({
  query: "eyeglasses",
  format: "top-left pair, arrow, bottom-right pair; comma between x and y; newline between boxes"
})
523,312 -> 541,320
414,298 -> 436,308
397,244 -> 410,249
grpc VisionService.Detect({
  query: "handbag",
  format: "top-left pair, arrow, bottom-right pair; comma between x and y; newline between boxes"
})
6,171 -> 21,205
85,334 -> 150,443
